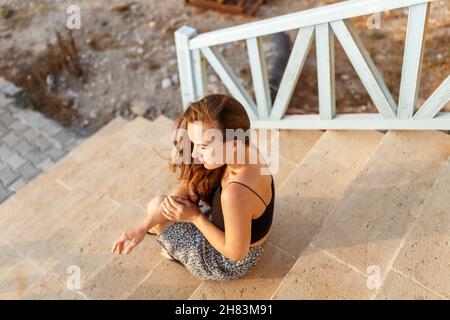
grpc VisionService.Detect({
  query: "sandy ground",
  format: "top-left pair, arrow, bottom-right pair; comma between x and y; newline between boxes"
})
0,0 -> 448,136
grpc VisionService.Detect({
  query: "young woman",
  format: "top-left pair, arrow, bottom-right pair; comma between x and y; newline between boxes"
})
112,94 -> 275,281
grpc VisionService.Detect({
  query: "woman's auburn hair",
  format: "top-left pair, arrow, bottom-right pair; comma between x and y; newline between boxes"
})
168,93 -> 251,206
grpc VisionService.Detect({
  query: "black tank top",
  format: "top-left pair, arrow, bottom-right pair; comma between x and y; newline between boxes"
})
210,175 -> 275,244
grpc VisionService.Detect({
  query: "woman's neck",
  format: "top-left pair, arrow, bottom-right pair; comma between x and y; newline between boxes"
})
224,143 -> 266,180
225,144 -> 251,177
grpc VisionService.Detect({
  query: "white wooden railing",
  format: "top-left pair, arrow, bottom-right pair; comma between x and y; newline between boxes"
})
175,0 -> 450,130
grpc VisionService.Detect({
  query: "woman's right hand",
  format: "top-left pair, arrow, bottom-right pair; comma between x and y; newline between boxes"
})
111,225 -> 146,255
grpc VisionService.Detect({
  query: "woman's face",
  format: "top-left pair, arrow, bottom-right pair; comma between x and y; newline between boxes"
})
187,121 -> 231,170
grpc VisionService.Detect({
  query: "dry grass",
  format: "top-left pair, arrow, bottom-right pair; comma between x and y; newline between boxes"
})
0,5 -> 15,19
11,31 -> 86,126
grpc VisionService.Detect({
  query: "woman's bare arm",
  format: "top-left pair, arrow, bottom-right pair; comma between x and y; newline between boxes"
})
192,184 -> 252,261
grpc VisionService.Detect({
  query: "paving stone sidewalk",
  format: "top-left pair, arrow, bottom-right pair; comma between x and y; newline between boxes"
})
0,78 -> 85,203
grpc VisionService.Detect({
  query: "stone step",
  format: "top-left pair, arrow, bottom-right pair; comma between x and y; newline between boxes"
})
125,129 -> 323,300
188,241 -> 296,300
374,271 -> 445,300
0,115 -> 178,295
378,155 -> 450,299
20,272 -> 88,300
56,116 -> 166,191
17,115 -> 180,299
259,129 -> 324,189
58,116 -> 175,199
272,130 -> 450,299
0,242 -> 23,277
127,258 -> 203,300
1,112 -> 155,230
269,129 -> 385,258
55,200 -> 165,300
0,181 -> 81,244
82,233 -> 163,300
0,257 -> 45,299
27,201 -> 151,299
67,201 -> 164,300
127,167 -> 180,212
6,192 -> 121,273
187,130 -> 384,300
68,116 -> 129,162
0,116 -> 129,230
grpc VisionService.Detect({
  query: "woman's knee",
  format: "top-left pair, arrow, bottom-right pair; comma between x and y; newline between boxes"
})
147,195 -> 165,214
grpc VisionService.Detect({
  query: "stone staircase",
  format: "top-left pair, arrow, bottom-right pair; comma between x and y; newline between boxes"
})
0,115 -> 449,300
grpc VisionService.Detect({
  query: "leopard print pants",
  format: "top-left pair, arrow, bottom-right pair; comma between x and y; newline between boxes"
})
156,200 -> 266,281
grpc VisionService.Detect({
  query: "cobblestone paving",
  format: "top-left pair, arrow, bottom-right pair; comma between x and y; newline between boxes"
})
0,78 -> 85,203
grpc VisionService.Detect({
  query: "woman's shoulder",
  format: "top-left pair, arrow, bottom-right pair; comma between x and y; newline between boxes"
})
222,166 -> 272,204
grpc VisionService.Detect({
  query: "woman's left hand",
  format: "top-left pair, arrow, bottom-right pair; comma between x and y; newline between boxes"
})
161,195 -> 201,223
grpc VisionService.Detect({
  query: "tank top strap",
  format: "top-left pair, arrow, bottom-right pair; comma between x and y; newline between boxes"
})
227,181 -> 268,207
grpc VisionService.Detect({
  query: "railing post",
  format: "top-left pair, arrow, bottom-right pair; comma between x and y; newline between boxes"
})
269,26 -> 315,121
192,49 -> 207,99
247,37 -> 272,119
316,23 -> 336,120
175,26 -> 198,110
398,2 -> 430,119
413,75 -> 450,119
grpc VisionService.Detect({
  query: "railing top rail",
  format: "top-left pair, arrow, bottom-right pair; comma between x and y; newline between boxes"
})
188,0 -> 434,49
